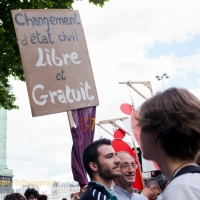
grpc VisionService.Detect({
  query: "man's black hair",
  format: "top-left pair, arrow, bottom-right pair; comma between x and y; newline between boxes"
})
4,193 -> 25,200
82,138 -> 111,179
145,177 -> 162,190
38,195 -> 47,200
24,188 -> 39,199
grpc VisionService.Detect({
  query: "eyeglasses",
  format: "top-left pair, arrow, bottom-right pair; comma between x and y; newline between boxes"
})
120,163 -> 138,170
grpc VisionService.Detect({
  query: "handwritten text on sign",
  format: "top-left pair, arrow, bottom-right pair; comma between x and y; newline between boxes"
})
11,10 -> 99,117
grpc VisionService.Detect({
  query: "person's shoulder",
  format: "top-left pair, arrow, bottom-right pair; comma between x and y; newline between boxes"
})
133,193 -> 148,200
92,188 -> 110,200
110,186 -> 116,194
80,188 -> 93,200
110,186 -> 121,199
169,172 -> 200,187
111,184 -> 118,193
163,175 -> 200,200
80,187 -> 109,200
111,184 -> 125,198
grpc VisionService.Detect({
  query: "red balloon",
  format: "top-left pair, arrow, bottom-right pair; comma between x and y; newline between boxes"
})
120,103 -> 133,115
113,129 -> 126,139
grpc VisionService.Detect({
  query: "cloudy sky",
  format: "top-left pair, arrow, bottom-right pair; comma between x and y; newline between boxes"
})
6,0 -> 200,191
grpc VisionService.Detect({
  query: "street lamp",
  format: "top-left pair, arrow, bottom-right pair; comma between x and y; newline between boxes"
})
155,73 -> 169,89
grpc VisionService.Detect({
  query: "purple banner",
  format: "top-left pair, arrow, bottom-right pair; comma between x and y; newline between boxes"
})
70,106 -> 96,187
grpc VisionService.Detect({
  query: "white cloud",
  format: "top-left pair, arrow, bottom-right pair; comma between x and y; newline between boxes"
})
190,88 -> 200,99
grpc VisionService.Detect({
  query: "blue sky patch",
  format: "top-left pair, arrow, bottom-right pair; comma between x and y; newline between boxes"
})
146,34 -> 200,58
162,71 -> 200,90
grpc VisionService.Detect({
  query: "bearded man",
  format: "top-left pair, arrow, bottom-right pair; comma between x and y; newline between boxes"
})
80,138 -> 121,200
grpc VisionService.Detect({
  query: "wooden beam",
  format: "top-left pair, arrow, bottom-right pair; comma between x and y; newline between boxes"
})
127,84 -> 147,100
96,123 -> 114,137
67,111 -> 75,128
119,81 -> 153,98
110,121 -> 130,136
99,117 -> 128,124
141,81 -> 153,96
119,81 -> 150,84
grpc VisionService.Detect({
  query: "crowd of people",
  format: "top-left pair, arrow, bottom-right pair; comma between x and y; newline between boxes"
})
3,188 -> 81,200
4,189 -> 47,200
4,87 -> 200,200
79,138 -> 167,200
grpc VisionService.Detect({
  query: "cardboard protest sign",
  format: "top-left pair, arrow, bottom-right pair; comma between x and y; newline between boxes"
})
11,9 -> 99,117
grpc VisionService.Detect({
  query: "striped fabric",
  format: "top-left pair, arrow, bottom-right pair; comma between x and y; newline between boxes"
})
80,182 -> 112,200
92,188 -> 110,200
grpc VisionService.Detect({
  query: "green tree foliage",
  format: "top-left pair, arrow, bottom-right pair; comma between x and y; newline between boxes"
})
0,0 -> 108,110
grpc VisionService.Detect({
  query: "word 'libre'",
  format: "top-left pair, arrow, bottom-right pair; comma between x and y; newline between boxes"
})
32,81 -> 95,106
36,47 -> 81,67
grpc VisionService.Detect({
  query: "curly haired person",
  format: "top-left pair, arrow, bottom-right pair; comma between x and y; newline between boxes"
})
24,188 -> 39,200
4,193 -> 25,200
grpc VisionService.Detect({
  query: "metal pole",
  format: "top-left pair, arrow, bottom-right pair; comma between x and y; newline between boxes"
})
162,77 -> 165,89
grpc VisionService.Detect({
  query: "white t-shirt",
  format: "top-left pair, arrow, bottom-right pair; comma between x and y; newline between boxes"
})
163,173 -> 200,200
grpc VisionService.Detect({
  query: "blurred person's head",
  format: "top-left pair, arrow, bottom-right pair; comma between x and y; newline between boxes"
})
141,177 -> 161,200
156,174 -> 169,192
24,188 -> 39,200
38,195 -> 47,200
4,193 -> 25,200
137,87 -> 200,163
133,188 -> 140,193
72,197 -> 79,200
194,151 -> 200,166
